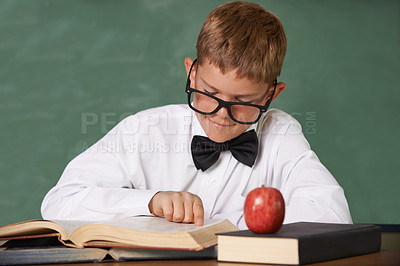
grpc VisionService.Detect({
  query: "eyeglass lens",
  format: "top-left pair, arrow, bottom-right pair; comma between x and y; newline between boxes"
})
189,91 -> 261,123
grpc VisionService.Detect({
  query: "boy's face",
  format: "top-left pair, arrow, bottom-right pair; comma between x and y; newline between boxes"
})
185,58 -> 282,143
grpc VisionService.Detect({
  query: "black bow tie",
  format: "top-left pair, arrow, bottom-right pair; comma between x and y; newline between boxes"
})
191,130 -> 259,171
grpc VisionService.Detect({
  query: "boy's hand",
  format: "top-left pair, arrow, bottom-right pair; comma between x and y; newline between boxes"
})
148,191 -> 204,226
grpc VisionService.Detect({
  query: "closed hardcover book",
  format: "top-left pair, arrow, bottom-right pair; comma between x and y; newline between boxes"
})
0,237 -> 217,265
217,222 -> 381,265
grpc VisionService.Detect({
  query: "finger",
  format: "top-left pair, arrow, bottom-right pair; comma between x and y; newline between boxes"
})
148,192 -> 162,216
162,199 -> 174,222
171,194 -> 185,222
193,196 -> 204,226
182,192 -> 194,223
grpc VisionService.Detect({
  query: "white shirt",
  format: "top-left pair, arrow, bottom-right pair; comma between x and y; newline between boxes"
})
41,104 -> 352,229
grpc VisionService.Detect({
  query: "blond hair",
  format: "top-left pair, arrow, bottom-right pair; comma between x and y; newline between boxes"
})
196,1 -> 287,85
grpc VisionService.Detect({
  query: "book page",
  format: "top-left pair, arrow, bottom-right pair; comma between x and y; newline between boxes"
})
52,216 -> 225,235
95,216 -> 225,233
50,220 -> 93,236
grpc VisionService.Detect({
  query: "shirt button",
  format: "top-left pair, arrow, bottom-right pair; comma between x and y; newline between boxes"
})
209,178 -> 216,185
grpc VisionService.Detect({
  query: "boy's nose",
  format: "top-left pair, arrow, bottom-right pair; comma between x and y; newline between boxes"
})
215,106 -> 231,120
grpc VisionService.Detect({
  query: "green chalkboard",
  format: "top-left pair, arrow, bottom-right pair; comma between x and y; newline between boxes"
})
1,0 -> 399,226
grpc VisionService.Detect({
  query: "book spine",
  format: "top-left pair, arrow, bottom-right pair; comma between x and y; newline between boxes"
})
299,226 -> 381,264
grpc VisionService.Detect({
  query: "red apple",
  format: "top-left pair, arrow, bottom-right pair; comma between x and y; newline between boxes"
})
244,186 -> 285,234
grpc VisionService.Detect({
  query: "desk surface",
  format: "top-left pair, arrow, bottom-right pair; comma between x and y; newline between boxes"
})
38,250 -> 400,266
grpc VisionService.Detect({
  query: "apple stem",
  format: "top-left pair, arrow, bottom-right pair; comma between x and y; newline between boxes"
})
261,185 -> 264,188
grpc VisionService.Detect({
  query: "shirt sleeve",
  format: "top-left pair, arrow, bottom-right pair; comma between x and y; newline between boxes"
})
271,119 -> 353,224
41,115 -> 159,221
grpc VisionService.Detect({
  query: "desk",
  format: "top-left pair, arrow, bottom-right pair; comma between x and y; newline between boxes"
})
38,250 -> 399,266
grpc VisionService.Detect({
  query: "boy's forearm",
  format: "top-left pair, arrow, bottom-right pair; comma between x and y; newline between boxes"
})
283,190 -> 353,224
40,114 -> 157,221
41,184 -> 158,220
268,120 -> 352,224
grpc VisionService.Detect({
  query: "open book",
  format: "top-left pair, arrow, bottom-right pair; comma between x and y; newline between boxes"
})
0,215 -> 238,251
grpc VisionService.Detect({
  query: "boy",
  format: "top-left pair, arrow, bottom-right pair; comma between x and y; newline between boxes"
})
41,1 -> 352,229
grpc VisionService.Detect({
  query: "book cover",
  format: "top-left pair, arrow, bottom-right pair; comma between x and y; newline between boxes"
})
217,222 -> 381,265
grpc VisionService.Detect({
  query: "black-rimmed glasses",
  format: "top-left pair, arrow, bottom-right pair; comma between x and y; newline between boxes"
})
185,59 -> 277,125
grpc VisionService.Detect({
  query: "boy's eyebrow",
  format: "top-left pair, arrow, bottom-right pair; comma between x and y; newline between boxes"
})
199,77 -> 258,98
199,77 -> 219,91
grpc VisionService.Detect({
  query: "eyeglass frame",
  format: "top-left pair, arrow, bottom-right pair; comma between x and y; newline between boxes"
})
185,58 -> 277,125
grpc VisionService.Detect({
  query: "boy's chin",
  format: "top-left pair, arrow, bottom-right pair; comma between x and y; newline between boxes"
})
207,133 -> 233,143
203,124 -> 248,143
196,114 -> 251,143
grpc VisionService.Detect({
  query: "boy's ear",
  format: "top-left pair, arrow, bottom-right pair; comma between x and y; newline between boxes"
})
268,82 -> 286,103
184,57 -> 197,86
